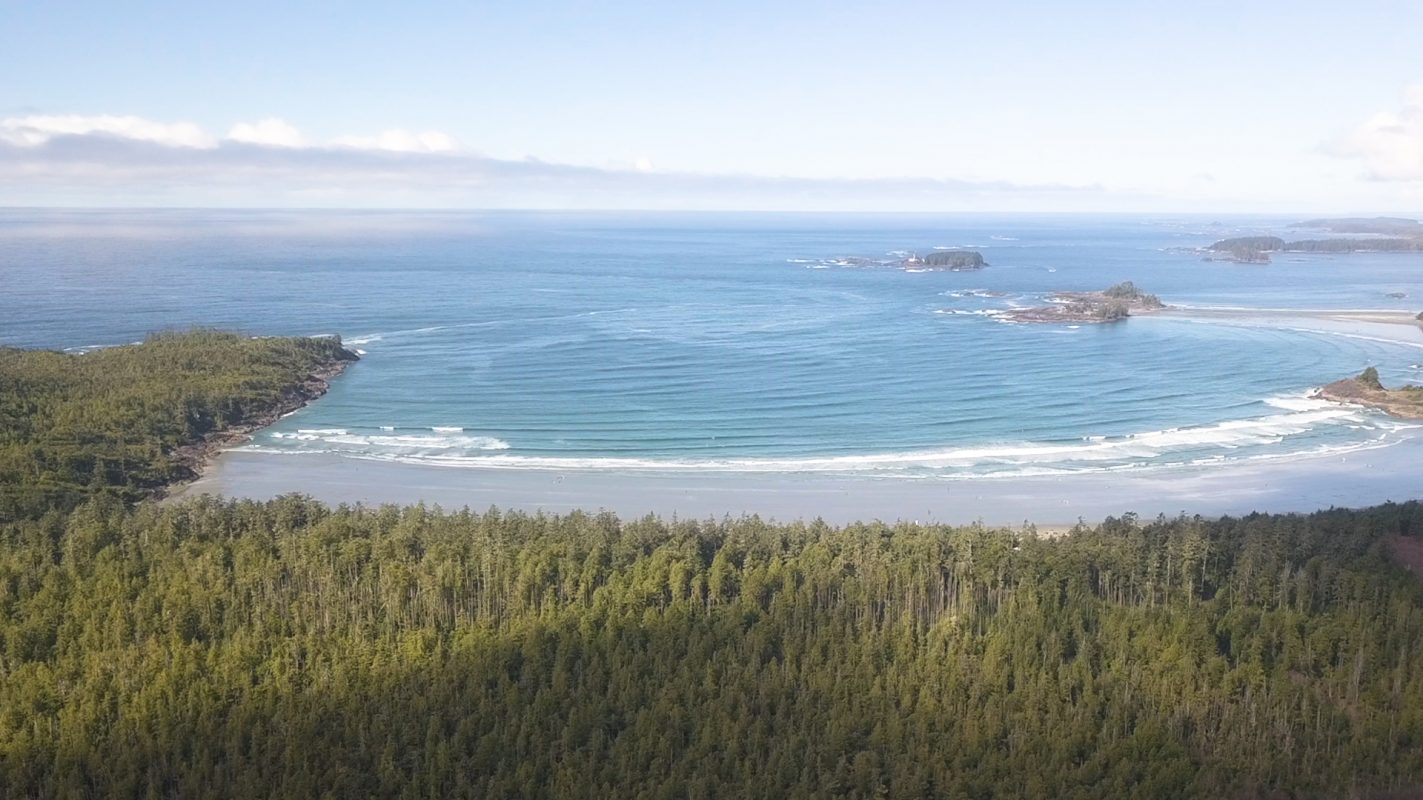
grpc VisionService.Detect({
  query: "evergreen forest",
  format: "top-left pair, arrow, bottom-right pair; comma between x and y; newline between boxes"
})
2,333 -> 1421,798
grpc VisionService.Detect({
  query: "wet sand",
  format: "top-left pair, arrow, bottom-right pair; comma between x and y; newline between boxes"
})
171,428 -> 1423,527
1157,307 -> 1423,342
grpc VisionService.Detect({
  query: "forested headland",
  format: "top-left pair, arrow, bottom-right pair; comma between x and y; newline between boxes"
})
1,332 -> 1422,798
0,330 -> 355,521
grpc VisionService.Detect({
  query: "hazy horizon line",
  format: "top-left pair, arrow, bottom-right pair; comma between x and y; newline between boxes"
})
2,205 -> 1418,217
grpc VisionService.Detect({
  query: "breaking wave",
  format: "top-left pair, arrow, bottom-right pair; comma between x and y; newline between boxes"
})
242,394 -> 1412,479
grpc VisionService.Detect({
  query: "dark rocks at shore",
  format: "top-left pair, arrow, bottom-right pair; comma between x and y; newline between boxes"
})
165,345 -> 360,492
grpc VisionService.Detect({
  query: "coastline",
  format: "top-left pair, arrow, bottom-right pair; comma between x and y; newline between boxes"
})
1158,306 -> 1423,331
170,426 -> 1423,527
157,351 -> 358,499
165,307 -> 1423,526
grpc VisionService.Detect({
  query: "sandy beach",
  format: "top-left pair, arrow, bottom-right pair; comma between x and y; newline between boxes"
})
169,425 -> 1423,527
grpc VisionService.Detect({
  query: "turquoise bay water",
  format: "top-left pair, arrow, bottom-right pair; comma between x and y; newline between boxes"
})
3,210 -> 1421,478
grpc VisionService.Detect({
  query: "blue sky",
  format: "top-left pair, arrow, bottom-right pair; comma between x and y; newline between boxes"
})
3,0 -> 1422,211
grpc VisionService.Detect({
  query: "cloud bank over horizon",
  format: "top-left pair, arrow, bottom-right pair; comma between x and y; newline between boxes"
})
0,102 -> 1419,212
0,113 -> 1100,210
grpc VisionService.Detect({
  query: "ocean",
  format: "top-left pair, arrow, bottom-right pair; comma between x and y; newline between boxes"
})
4,209 -> 1421,484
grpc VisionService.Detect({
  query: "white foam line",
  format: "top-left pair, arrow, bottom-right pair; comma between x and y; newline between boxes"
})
270,430 -> 509,450
234,432 -> 1411,482
253,395 -> 1384,475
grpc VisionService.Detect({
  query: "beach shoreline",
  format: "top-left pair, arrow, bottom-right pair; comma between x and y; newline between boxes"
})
156,351 -> 358,500
169,426 -> 1423,527
1158,306 -> 1423,331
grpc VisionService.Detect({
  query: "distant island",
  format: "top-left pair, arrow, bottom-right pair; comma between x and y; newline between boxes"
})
911,250 -> 986,270
1292,217 -> 1423,237
812,249 -> 987,271
1203,217 -> 1423,263
1000,281 -> 1165,324
1315,367 -> 1423,420
1204,236 -> 1284,263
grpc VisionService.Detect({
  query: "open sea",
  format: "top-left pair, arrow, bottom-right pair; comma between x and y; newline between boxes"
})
3,209 -> 1422,481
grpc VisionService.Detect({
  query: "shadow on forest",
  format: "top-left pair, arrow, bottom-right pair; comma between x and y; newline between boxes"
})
3,499 -> 1423,798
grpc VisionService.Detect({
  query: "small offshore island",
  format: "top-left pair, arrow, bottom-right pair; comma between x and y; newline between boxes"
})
1317,367 -> 1423,420
815,249 -> 987,271
999,281 -> 1165,323
911,250 -> 986,270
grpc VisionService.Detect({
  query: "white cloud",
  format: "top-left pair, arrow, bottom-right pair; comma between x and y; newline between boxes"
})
0,114 -> 215,148
0,113 -> 463,154
1332,86 -> 1423,181
0,111 -> 1092,210
331,129 -> 458,153
226,118 -> 305,148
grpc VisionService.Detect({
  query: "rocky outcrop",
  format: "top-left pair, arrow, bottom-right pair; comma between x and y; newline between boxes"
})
1315,367 -> 1423,420
999,282 -> 1165,324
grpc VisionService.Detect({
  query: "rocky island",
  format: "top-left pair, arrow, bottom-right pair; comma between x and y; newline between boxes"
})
814,249 -> 988,271
1315,367 -> 1423,420
999,281 -> 1165,324
910,250 -> 986,270
1204,236 -> 1284,263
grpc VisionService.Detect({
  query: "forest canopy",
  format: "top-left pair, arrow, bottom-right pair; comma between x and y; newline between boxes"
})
0,330 -> 353,520
1,497 -> 1421,798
